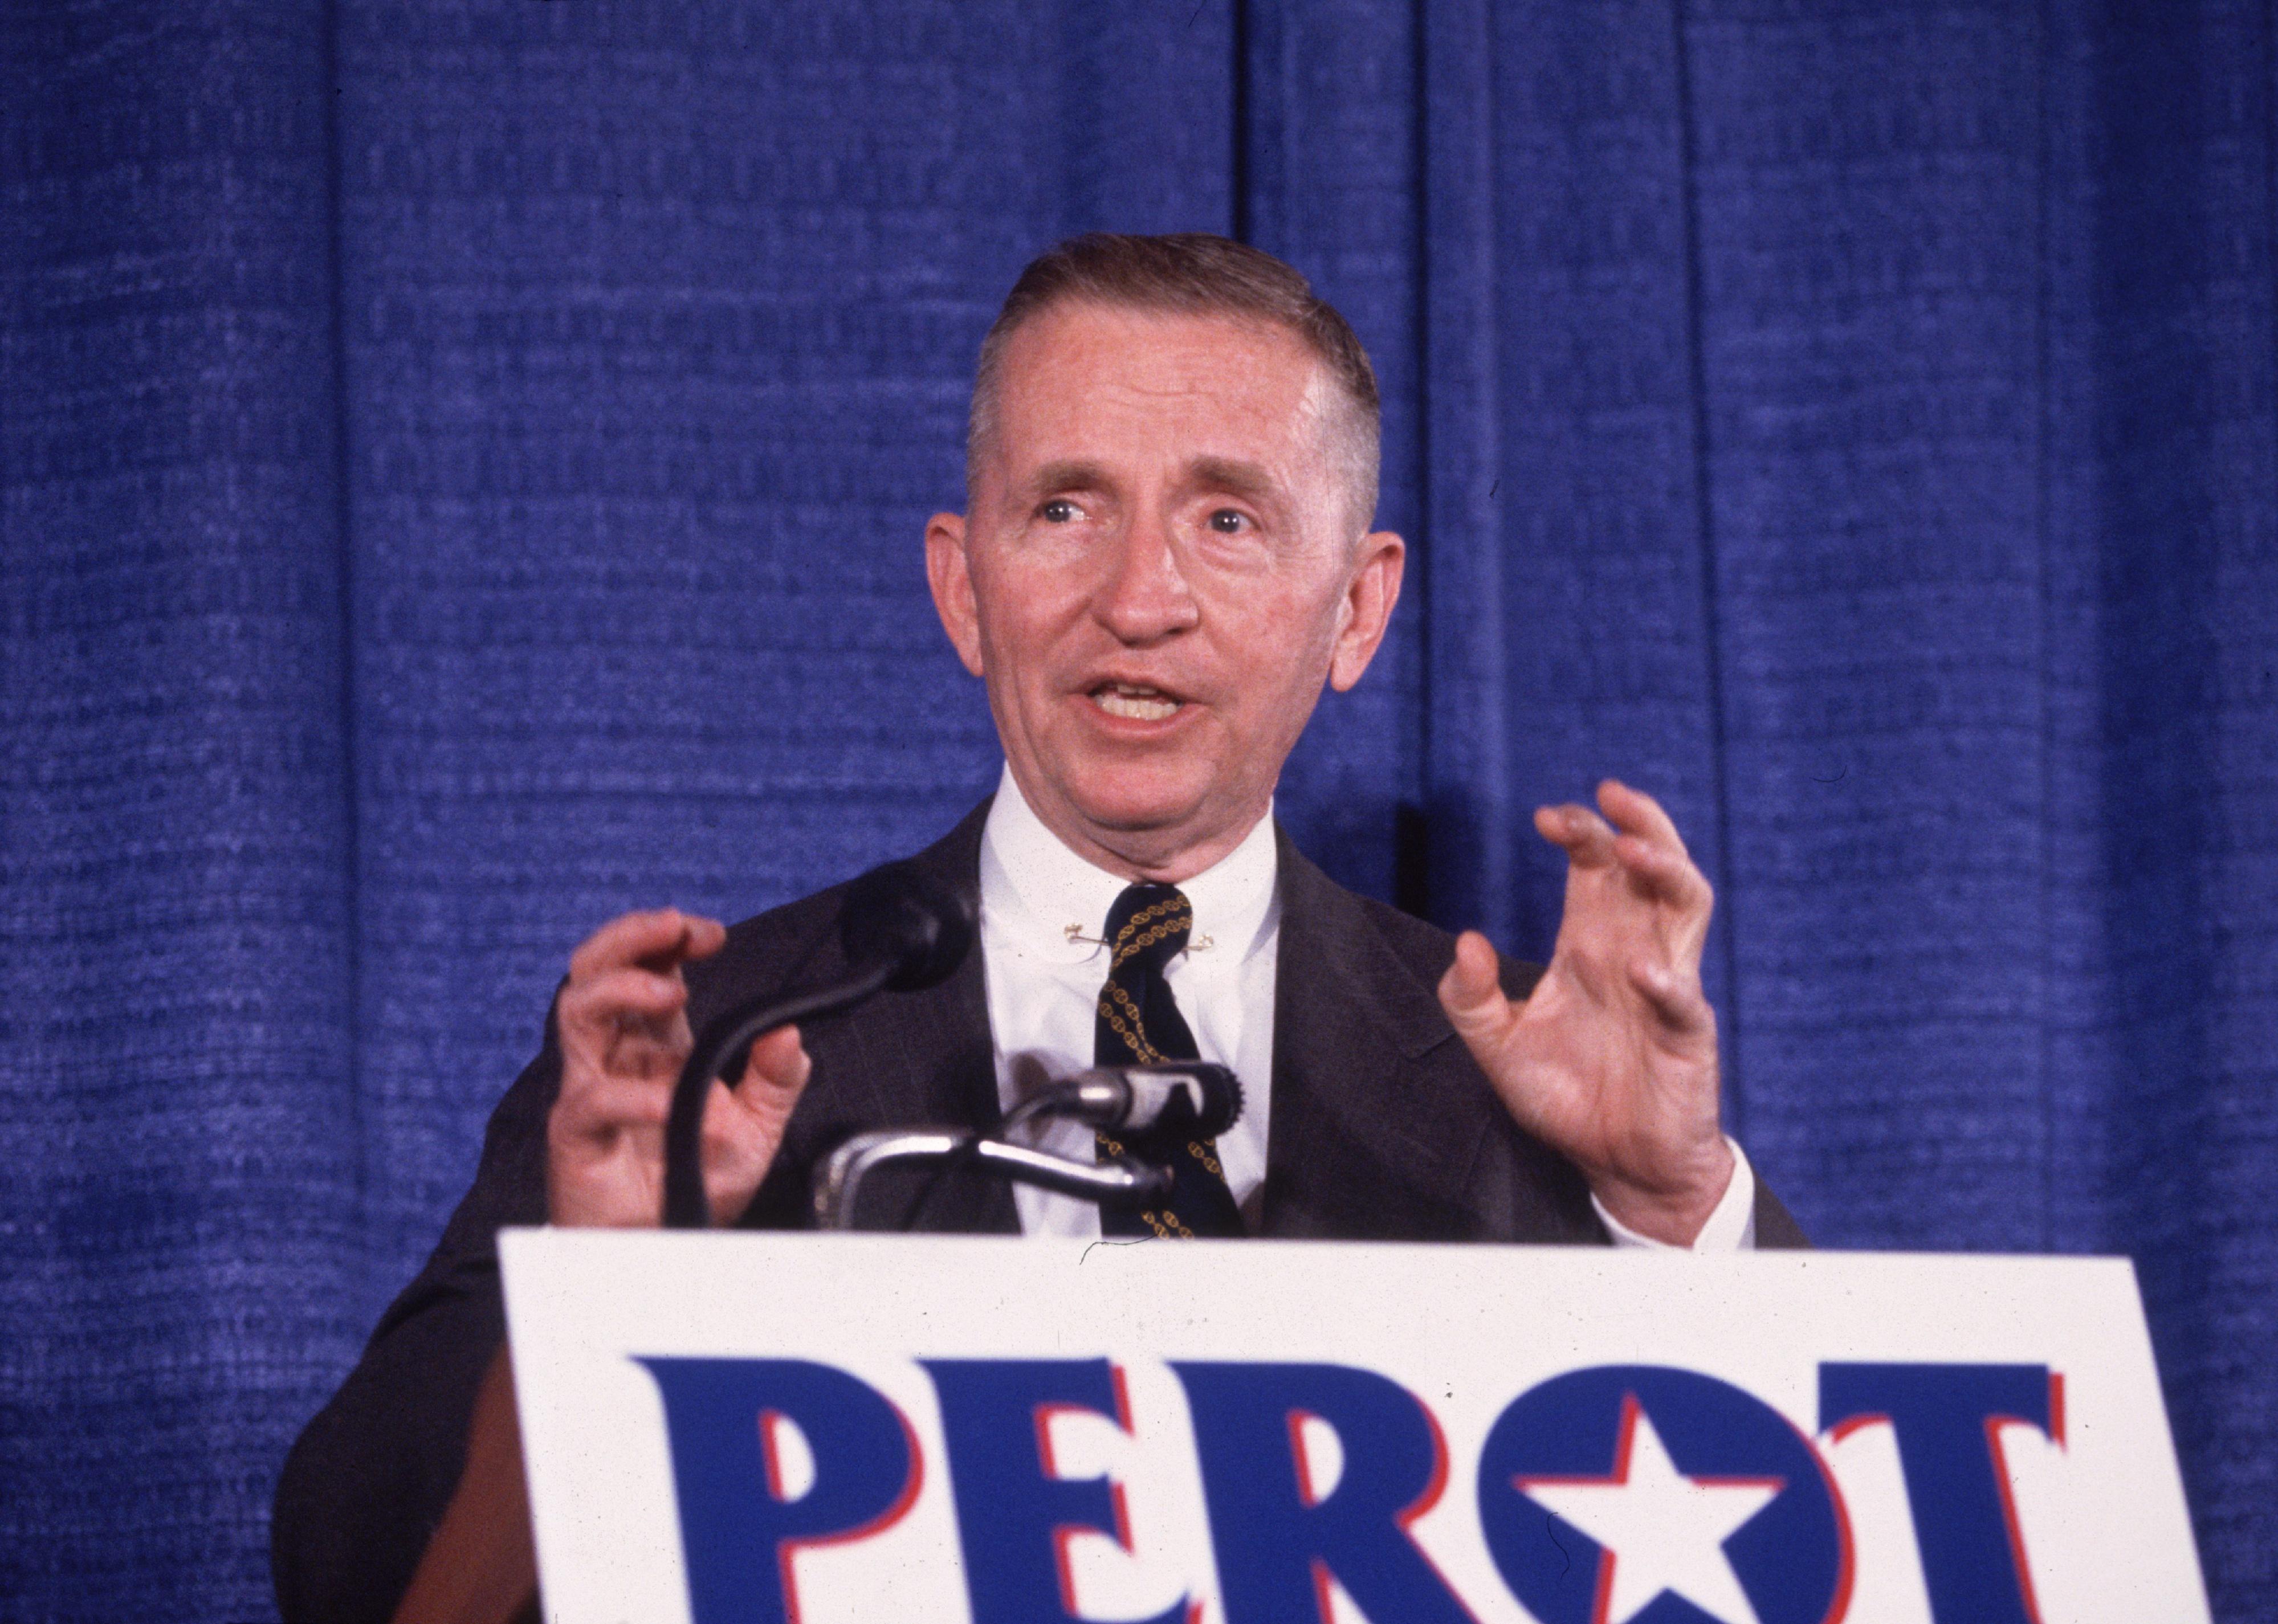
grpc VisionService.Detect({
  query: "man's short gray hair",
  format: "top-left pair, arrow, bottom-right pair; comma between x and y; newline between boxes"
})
966,233 -> 1383,533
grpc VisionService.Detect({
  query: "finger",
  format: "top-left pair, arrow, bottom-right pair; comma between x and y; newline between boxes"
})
553,1072 -> 671,1133
1611,832 -> 1713,912
707,1027 -> 814,1224
1533,802 -> 1619,869
1627,956 -> 1714,1037
568,909 -> 724,982
732,1024 -> 813,1105
647,913 -> 726,971
618,910 -> 726,976
1436,931 -> 1516,1042
560,964 -> 687,1027
1596,779 -> 1691,860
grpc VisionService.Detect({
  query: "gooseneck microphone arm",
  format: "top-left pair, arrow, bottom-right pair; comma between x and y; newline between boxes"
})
662,959 -> 899,1229
661,859 -> 976,1229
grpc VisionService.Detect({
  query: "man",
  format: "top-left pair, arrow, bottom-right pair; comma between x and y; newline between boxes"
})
274,234 -> 1800,1621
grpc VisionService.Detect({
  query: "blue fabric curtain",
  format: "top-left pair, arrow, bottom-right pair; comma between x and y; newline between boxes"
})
4,2 -> 2272,1618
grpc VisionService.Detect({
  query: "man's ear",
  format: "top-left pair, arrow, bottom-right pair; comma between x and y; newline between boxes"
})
925,511 -> 987,678
1327,530 -> 1405,693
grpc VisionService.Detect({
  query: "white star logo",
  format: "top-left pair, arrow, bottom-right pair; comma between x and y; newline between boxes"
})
1517,1394 -> 1784,1624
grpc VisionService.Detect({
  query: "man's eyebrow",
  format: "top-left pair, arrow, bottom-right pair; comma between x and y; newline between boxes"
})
1025,459 -> 1111,496
1187,456 -> 1279,505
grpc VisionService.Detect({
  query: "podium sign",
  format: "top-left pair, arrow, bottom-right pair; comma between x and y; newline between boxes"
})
500,1230 -> 2207,1624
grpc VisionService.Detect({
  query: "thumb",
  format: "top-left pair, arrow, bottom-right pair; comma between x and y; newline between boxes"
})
1437,931 -> 1513,1042
736,1024 -> 812,1113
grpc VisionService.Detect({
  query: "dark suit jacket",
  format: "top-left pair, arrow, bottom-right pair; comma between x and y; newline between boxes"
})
271,801 -> 1805,1621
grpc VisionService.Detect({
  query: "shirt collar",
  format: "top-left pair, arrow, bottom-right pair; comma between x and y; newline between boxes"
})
979,764 -> 1280,968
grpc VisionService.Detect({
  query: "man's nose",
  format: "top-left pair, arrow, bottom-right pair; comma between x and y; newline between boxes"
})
1093,511 -> 1200,643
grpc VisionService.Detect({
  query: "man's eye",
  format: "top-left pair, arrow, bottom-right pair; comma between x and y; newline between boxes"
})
1207,509 -> 1249,533
1040,499 -> 1079,523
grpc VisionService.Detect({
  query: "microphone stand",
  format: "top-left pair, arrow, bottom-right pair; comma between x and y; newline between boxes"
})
663,961 -> 904,1230
663,856 -> 976,1230
812,1131 -> 1172,1231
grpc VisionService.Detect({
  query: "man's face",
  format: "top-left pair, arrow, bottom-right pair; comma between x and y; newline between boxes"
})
926,300 -> 1404,880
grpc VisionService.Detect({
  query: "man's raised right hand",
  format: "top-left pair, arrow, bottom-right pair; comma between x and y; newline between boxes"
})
545,908 -> 812,1228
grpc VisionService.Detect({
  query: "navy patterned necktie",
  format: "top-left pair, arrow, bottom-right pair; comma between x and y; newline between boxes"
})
1093,883 -> 1245,1238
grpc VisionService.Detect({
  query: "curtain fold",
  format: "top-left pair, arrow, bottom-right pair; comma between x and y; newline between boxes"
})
1241,0 -> 1428,903
2045,1 -> 2278,1591
1,1 -> 2270,1617
1680,3 -> 2055,1237
0,5 -> 358,1617
1419,0 -> 1520,945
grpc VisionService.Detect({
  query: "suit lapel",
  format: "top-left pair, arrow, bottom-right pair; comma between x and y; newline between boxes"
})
824,926 -> 1015,1234
1260,833 -> 1502,1240
757,808 -> 1534,1240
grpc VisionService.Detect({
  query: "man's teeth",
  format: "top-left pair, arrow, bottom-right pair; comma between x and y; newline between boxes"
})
1095,686 -> 1180,721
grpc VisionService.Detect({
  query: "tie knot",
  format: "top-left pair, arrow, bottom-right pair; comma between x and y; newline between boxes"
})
1103,883 -> 1192,973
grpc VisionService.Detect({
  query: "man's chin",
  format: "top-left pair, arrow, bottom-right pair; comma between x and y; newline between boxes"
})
1044,771 -> 1255,870
1073,795 -> 1208,839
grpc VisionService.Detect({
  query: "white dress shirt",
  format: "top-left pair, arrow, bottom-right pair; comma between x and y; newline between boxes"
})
976,766 -> 1755,1247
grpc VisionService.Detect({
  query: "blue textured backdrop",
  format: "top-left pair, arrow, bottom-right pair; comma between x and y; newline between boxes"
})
3,2 -> 2272,1619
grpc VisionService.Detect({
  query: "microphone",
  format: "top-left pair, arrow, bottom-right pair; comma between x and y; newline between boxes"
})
1010,1062 -> 1244,1140
837,859 -> 975,995
662,859 -> 976,1229
812,1063 -> 1242,1230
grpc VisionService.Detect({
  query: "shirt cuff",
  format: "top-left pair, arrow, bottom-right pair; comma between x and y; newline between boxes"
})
1592,1138 -> 1758,1252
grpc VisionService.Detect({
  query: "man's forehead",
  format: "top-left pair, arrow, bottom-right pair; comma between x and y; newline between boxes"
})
988,303 -> 1334,458
1004,295 -> 1313,361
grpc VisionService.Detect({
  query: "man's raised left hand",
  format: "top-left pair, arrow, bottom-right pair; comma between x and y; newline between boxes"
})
1436,780 -> 1734,1246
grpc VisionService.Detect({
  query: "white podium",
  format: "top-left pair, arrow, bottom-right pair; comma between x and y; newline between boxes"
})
500,1231 -> 2208,1624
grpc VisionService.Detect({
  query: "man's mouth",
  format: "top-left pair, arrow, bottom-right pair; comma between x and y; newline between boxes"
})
1090,682 -> 1184,722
